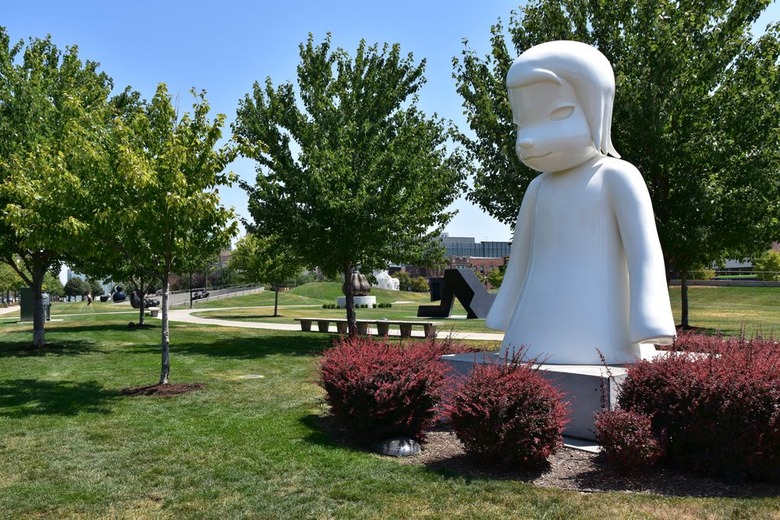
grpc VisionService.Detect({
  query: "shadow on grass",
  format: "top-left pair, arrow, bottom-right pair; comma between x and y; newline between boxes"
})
0,338 -> 99,358
0,379 -> 118,417
172,332 -> 332,359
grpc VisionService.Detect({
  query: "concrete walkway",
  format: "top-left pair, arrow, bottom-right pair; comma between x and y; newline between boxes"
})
3,301 -> 504,341
163,306 -> 505,341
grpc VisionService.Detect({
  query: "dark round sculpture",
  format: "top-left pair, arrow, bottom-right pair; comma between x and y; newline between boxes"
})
112,285 -> 127,302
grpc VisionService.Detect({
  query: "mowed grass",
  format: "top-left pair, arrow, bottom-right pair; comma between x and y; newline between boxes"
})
0,306 -> 779,517
186,283 -> 492,333
669,286 -> 780,337
183,282 -> 780,338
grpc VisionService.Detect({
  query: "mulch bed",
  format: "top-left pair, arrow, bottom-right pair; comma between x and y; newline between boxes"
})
316,415 -> 779,498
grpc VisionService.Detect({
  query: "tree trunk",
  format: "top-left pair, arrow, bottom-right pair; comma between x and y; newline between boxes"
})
138,289 -> 146,326
31,267 -> 46,348
680,272 -> 689,330
159,278 -> 170,384
343,266 -> 356,337
273,286 -> 280,317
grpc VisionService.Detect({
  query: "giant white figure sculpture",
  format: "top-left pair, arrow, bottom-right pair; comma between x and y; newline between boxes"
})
485,41 -> 676,365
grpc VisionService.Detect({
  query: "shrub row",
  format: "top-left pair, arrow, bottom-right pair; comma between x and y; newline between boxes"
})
321,303 -> 392,309
319,338 -> 567,465
596,332 -> 780,481
321,332 -> 780,481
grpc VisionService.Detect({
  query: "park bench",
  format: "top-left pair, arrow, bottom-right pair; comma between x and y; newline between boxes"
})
294,318 -> 439,338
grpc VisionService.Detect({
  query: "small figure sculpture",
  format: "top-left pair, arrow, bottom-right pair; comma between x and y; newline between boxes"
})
345,271 -> 371,296
485,41 -> 676,365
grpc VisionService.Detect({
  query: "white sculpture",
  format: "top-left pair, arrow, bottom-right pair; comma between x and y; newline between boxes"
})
485,41 -> 676,365
373,270 -> 400,291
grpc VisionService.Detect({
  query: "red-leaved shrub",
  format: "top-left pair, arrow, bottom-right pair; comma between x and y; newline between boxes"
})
319,337 -> 449,443
617,334 -> 780,481
594,408 -> 663,472
447,357 -> 568,467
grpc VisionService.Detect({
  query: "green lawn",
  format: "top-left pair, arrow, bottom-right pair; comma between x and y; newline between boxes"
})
0,302 -> 779,517
669,286 -> 780,336
182,282 -> 780,338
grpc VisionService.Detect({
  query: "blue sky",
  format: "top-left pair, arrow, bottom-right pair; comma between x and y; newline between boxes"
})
5,1 -> 779,244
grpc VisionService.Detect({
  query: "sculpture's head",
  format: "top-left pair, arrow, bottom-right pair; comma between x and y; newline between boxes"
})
507,40 -> 619,173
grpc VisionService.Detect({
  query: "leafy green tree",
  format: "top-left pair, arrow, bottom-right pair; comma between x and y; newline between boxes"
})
0,262 -> 23,302
87,278 -> 105,296
410,276 -> 430,293
454,0 -> 780,328
234,34 -> 466,335
753,249 -> 780,281
78,84 -> 237,383
42,272 -> 64,299
391,272 -> 413,292
229,233 -> 305,316
64,276 -> 91,298
0,29 -> 112,346
487,266 -> 505,289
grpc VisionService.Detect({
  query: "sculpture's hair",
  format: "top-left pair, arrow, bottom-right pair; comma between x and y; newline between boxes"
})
506,40 -> 620,158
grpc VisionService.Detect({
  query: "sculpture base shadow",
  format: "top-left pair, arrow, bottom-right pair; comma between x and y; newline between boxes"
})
417,269 -> 495,319
442,352 -> 626,441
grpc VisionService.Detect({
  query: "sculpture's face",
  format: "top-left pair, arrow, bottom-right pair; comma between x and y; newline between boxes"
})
509,79 -> 599,173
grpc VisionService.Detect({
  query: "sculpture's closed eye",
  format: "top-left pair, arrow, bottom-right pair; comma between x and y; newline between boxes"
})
550,105 -> 574,121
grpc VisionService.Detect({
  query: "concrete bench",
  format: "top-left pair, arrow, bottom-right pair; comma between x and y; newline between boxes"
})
294,318 -> 439,338
147,307 -> 160,318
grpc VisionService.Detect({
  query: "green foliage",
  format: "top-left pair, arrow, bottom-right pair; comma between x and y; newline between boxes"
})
0,263 -> 23,294
64,276 -> 91,297
0,29 -> 112,345
409,276 -> 430,293
391,272 -> 430,292
454,1 -> 780,324
41,272 -> 64,298
487,266 -> 505,288
234,34 -> 465,333
753,250 -> 780,281
76,84 -> 237,382
229,233 -> 305,287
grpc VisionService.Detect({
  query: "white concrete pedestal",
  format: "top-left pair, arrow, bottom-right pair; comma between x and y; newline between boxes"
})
336,296 -> 376,308
442,353 -> 627,441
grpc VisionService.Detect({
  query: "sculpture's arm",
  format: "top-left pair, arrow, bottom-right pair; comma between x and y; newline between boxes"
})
608,161 -> 676,344
485,176 -> 541,331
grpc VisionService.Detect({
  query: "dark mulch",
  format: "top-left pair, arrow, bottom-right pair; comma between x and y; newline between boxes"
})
120,383 -> 204,397
315,415 -> 780,498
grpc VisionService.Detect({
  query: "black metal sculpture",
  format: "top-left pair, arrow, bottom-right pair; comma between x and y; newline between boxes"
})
417,269 -> 495,319
130,290 -> 160,309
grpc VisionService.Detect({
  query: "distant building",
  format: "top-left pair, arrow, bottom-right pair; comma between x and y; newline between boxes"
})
390,235 -> 511,290
440,234 -> 511,259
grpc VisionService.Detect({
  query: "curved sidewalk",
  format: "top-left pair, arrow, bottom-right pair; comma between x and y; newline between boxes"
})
164,307 -> 504,341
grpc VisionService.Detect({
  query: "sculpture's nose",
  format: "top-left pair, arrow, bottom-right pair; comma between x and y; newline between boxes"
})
517,137 -> 534,150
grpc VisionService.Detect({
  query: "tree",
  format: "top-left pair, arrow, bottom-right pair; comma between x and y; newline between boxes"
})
229,233 -> 305,316
0,29 -> 112,346
78,84 -> 237,384
753,249 -> 780,281
487,266 -> 505,289
234,34 -> 466,335
87,278 -> 105,296
454,0 -> 780,328
64,276 -> 90,299
0,261 -> 23,302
